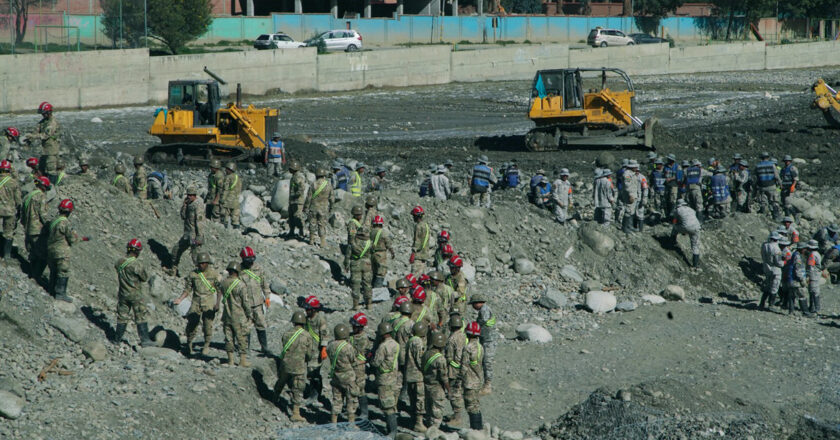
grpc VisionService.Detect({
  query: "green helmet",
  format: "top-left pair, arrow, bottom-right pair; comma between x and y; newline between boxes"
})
432,332 -> 446,348
78,157 -> 89,166
396,278 -> 411,289
334,323 -> 350,340
225,162 -> 236,172
399,301 -> 412,314
226,261 -> 240,273
316,168 -> 328,178
448,315 -> 462,330
186,185 -> 198,195
196,253 -> 211,264
429,271 -> 444,282
210,159 -> 221,169
114,163 -> 126,174
133,156 -> 144,166
378,321 -> 393,336
291,310 -> 307,325
288,160 -> 301,172
365,195 -> 377,207
351,206 -> 363,216
468,294 -> 487,304
412,321 -> 428,338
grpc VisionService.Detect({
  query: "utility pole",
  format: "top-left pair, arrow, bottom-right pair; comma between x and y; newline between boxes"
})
144,0 -> 147,47
119,0 -> 122,49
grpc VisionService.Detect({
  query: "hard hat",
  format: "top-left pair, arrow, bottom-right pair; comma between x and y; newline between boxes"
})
127,238 -> 142,252
114,163 -> 126,174
438,230 -> 450,243
708,157 -> 716,165
224,162 -> 236,171
38,101 -> 53,114
448,255 -> 463,268
560,168 -> 570,176
539,176 -> 548,184
441,243 -> 454,257
365,195 -> 377,207
78,157 -> 89,166
692,159 -> 702,166
239,246 -> 256,259
334,323 -> 350,340
350,312 -> 368,327
628,160 -> 639,169
0,160 -> 10,171
393,295 -> 409,308
26,157 -> 39,168
760,151 -> 770,158
331,160 -> 342,170
210,159 -> 221,169
776,226 -> 788,235
418,274 -> 431,285
783,154 -> 792,161
351,205 -> 363,216
478,155 -> 489,165
771,158 -> 778,164
272,132 -> 281,138
646,152 -> 657,159
372,215 -> 384,226
288,160 -> 300,171
36,176 -> 51,189
733,153 -> 742,160
4,127 -> 20,139
132,156 -> 144,166
412,321 -> 428,338
399,301 -> 412,314
448,315 -> 462,330
405,273 -> 418,286
411,206 -> 424,217
375,166 -> 386,174
807,239 -> 819,250
681,160 -> 690,167
396,278 -> 411,289
411,285 -> 426,303
429,270 -> 444,282
377,321 -> 393,336
304,295 -> 321,310
291,310 -> 307,325
468,294 -> 486,304
654,158 -> 664,165
714,166 -> 726,174
186,185 -> 198,195
782,216 -> 794,223
432,332 -> 446,348
226,261 -> 241,273
58,198 -> 74,213
196,252 -> 211,264
666,154 -> 676,162
356,162 -> 366,170
465,321 -> 481,337
315,168 -> 327,178
621,159 -> 629,167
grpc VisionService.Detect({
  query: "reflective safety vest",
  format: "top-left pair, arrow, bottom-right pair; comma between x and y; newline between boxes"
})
328,340 -> 348,378
651,170 -> 665,192
353,240 -> 372,260
350,171 -> 362,197
616,169 -> 625,191
685,166 -> 701,185
471,164 -> 491,188
378,345 -> 399,374
222,278 -> 241,303
267,140 -> 284,159
675,169 -> 686,193
664,163 -> 679,181
505,169 -> 520,187
113,175 -> 125,186
423,352 -> 443,373
334,168 -> 349,191
280,328 -> 305,359
756,160 -> 776,186
529,174 -> 543,190
780,165 -> 795,186
710,174 -> 729,203
783,251 -> 802,283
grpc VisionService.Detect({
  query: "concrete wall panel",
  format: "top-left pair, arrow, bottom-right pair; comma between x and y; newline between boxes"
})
765,41 -> 840,70
451,44 -> 569,82
668,42 -> 765,74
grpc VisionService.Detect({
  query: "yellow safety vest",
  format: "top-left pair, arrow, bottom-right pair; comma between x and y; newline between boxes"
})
312,180 -> 328,199
280,328 -> 305,359
329,341 -> 349,378
350,171 -> 362,197
354,240 -> 371,260
424,352 -> 443,373
222,278 -> 241,303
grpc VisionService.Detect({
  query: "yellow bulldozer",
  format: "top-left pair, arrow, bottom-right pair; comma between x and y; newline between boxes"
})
812,78 -> 840,128
146,68 -> 279,165
525,67 -> 656,151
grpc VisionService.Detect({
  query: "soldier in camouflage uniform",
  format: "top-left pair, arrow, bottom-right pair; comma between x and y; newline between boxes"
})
113,238 -> 155,347
206,159 -> 224,220
113,163 -> 131,194
27,102 -> 61,184
446,255 -> 468,315
219,162 -> 241,229
288,160 -> 307,239
345,228 -> 373,310
393,301 -> 415,367
803,239 -> 822,315
362,195 -> 379,227
21,176 -> 50,267
303,295 -> 328,402
1,127 -> 22,161
45,199 -> 81,302
423,331 -> 450,432
370,215 -> 393,288
372,321 -> 400,436
461,322 -> 485,430
327,323 -> 360,423
173,252 -> 221,356
349,312 -> 372,419
409,285 -> 435,330
239,246 -> 272,356
444,314 -> 467,426
781,242 -> 809,316
410,206 -> 432,275
169,186 -> 204,275
218,261 -> 250,367
405,321 -> 429,432
469,294 -> 497,396
304,167 -> 333,247
132,156 -> 148,199
0,160 -> 21,259
275,310 -> 315,423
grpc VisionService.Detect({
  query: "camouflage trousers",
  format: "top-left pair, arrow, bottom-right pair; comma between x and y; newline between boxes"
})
247,304 -> 266,332
671,226 -> 700,256
41,154 -> 58,175
330,379 -> 359,416
470,190 -> 491,209
377,382 -> 398,413
783,282 -> 806,301
464,388 -> 481,414
267,161 -> 283,177
0,215 -> 14,239
221,205 -> 240,227
170,237 -> 200,270
48,256 -> 71,279
734,190 -> 749,212
756,186 -> 780,218
781,189 -> 794,215
308,209 -> 328,244
25,234 -> 44,262
763,269 -> 781,297
223,307 -> 248,355
350,260 -> 372,307
665,185 -> 679,214
425,383 -> 446,423
408,381 -> 426,416
117,292 -> 149,324
206,202 -> 220,220
288,203 -> 305,236
594,207 -> 612,226
480,332 -> 497,382
185,309 -> 216,343
448,378 -> 464,413
275,371 -> 307,407
372,251 -> 388,279
710,201 -> 730,219
686,185 -> 703,214
553,204 -> 568,224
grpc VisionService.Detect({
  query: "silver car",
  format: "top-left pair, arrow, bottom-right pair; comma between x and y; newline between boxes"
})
254,33 -> 306,50
308,29 -> 363,52
587,28 -> 635,47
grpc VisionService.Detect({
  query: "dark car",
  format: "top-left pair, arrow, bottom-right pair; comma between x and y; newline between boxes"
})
629,33 -> 669,45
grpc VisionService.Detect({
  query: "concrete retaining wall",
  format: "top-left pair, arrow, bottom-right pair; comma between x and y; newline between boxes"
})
2,41 -> 840,113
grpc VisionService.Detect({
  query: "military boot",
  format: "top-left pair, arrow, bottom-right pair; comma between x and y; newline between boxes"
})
413,415 -> 426,432
479,381 -> 492,396
257,330 -> 273,356
446,410 -> 462,426
372,276 -> 384,288
469,412 -> 483,430
348,412 -> 356,424
201,340 -> 211,356
183,339 -> 194,356
358,396 -> 369,419
621,216 -> 633,234
225,352 -> 236,366
352,297 -> 360,311
320,238 -> 326,248
137,323 -> 155,347
815,295 -> 821,314
239,353 -> 251,367
290,405 -> 306,423
3,237 -> 11,260
692,254 -> 700,268
0,237 -> 6,259
386,413 -> 398,436
113,323 -> 127,344
330,414 -> 338,424
787,296 -> 795,315
54,277 -> 72,303
799,299 -> 812,317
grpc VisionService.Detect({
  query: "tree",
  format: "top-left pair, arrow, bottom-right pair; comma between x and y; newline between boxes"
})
147,0 -> 212,54
633,0 -> 685,35
500,0 -> 542,14
6,0 -> 39,44
99,0 -> 146,48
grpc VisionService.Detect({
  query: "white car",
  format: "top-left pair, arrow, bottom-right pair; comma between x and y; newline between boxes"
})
253,33 -> 306,50
587,28 -> 635,47
308,29 -> 363,52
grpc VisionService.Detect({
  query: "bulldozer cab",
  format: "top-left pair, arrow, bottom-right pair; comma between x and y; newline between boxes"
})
167,80 -> 221,127
531,68 -> 634,111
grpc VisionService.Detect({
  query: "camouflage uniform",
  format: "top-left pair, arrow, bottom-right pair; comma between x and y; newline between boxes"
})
220,275 -> 249,355
445,327 -> 467,419
446,272 -> 468,315
327,338 -> 360,419
113,173 -> 131,194
46,215 -> 78,290
241,264 -> 269,334
20,188 -> 48,261
806,248 -> 822,314
171,196 -> 204,271
433,283 -> 455,326
220,171 -> 241,228
393,314 -> 415,368
370,226 -> 392,282
0,173 -> 21,243
289,170 -> 307,237
346,234 -> 373,309
782,247 -> 807,314
304,309 -> 328,402
115,255 -> 149,324
132,164 -> 148,199
410,303 -> 434,330
304,176 -> 333,246
475,303 -> 497,386
372,337 -> 401,415
363,205 -> 379,230
349,331 -> 371,405
207,167 -> 225,219
276,325 -> 316,408
31,115 -> 61,177
405,335 -> 427,421
460,338 -> 484,414
182,266 -> 221,347
422,346 -> 449,429
412,220 -> 432,274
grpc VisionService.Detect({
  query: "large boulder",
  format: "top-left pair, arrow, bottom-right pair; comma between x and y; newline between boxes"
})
516,324 -> 553,343
580,224 -> 615,256
788,197 -> 812,213
239,190 -> 264,227
49,316 -> 88,343
372,287 -> 391,303
0,391 -> 24,419
661,285 -> 686,301
270,179 -> 290,215
559,265 -> 584,283
803,205 -> 836,223
585,290 -> 616,313
462,260 -> 477,283
513,258 -> 535,275
641,294 -> 666,304
537,288 -> 568,309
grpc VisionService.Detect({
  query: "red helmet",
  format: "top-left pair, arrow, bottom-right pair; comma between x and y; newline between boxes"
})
411,285 -> 426,303
448,255 -> 463,268
418,274 -> 431,285
59,199 -> 74,213
438,230 -> 450,243
393,295 -> 409,308
441,243 -> 454,257
350,312 -> 368,327
239,246 -> 256,259
38,102 -> 53,114
411,206 -> 424,217
4,127 -> 19,139
405,273 -> 418,287
372,215 -> 384,226
304,295 -> 321,310
0,160 -> 10,170
36,176 -> 51,188
127,238 -> 142,251
466,321 -> 481,336
26,157 -> 39,169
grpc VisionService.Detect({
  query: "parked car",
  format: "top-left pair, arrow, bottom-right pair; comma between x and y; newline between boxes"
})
587,28 -> 634,47
628,33 -> 669,45
306,29 -> 363,52
253,33 -> 306,50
